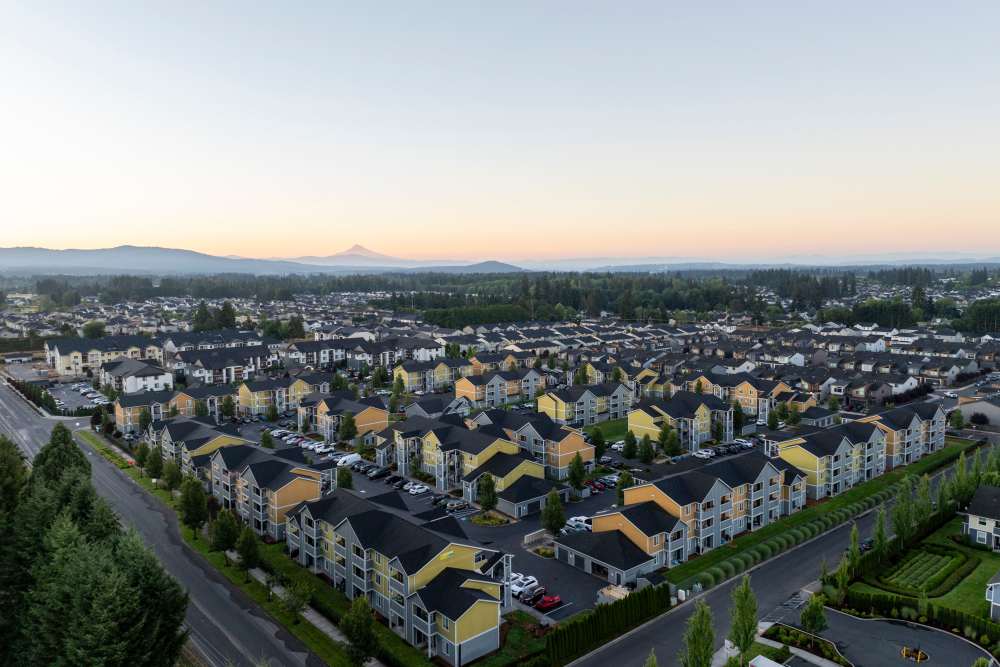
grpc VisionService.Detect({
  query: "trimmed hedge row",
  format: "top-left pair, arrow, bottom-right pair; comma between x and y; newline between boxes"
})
869,543 -> 980,598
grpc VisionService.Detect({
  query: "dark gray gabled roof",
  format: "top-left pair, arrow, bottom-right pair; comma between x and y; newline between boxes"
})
413,568 -> 497,620
556,531 -> 654,572
497,476 -> 565,503
619,502 -> 685,536
968,486 -> 1000,522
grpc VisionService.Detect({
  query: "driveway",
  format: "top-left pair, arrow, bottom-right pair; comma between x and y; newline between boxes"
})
819,609 -> 992,666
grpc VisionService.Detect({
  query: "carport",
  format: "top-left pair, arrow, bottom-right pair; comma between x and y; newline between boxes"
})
554,530 -> 656,585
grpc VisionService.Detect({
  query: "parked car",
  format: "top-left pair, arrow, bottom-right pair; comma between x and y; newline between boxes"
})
598,455 -> 613,465
392,479 -> 408,489
445,500 -> 468,512
430,493 -> 450,505
337,453 -> 362,468
534,595 -> 562,612
523,587 -> 547,607
367,467 -> 390,480
408,484 -> 429,496
511,576 -> 538,598
385,475 -> 402,485
610,441 -> 625,452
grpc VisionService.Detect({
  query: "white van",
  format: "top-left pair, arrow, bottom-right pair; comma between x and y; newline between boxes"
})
336,453 -> 362,467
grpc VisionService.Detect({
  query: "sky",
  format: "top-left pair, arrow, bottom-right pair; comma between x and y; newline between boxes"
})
2,2 -> 999,262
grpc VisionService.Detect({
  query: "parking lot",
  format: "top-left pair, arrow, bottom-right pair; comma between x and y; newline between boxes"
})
47,381 -> 109,412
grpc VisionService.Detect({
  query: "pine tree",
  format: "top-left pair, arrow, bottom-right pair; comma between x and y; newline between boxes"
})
211,510 -> 240,552
479,473 -> 498,511
892,476 -> 915,546
541,489 -> 566,533
568,453 -> 586,490
679,600 -> 714,667
0,435 -> 27,519
193,301 -> 213,331
139,408 -> 152,433
916,474 -> 933,520
260,430 -> 274,449
728,575 -> 758,662
643,649 -> 658,667
266,403 -> 279,422
623,430 -> 637,459
617,471 -> 634,505
146,446 -> 164,479
180,477 -> 209,539
339,412 -> 358,444
767,410 -> 779,430
342,597 -> 377,667
639,435 -> 654,464
591,427 -> 606,459
657,423 -> 671,452
195,400 -> 209,418
31,423 -> 90,490
337,466 -> 353,490
221,395 -> 235,419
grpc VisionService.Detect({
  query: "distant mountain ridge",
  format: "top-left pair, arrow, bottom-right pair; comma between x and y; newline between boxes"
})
287,244 -> 467,268
0,245 -> 524,276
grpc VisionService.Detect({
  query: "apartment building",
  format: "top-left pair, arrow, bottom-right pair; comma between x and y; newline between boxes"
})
775,422 -> 886,500
628,391 -> 734,453
99,358 -> 173,395
858,401 -> 946,469
235,458 -> 323,540
286,500 -> 510,666
470,409 -> 594,480
45,335 -> 161,377
536,382 -> 633,427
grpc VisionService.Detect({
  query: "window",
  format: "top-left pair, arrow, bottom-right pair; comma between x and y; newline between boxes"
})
979,532 -> 988,544
439,615 -> 450,630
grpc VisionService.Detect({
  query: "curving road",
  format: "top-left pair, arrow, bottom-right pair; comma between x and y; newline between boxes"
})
571,432 -> 999,667
0,380 -> 325,667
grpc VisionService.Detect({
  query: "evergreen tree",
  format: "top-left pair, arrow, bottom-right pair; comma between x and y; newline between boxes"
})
590,427 -> 606,459
216,301 -> 237,329
337,466 -> 353,490
950,410 -> 965,430
192,301 -> 214,331
286,315 -> 306,339
916,474 -> 933,520
146,446 -> 164,479
616,471 -> 634,505
180,477 -> 209,539
260,430 -> 274,449
139,408 -> 152,433
342,597 -> 377,667
0,435 -> 27,519
210,510 -> 240,552
265,403 -> 279,422
767,410 -> 779,430
221,395 -> 235,419
728,575 -> 758,664
568,453 -> 586,491
666,429 -> 682,456
339,412 -> 358,444
732,402 -> 745,431
478,473 -> 498,511
236,527 -> 259,580
848,523 -> 861,574
31,423 -> 89,490
679,600 -> 714,667
622,430 -> 637,459
657,423 -> 671,452
643,650 -> 658,667
638,435 -> 654,464
195,400 -> 209,418
541,489 -> 565,533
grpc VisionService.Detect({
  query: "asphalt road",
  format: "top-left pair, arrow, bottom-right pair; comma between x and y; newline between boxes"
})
573,432 -> 1000,667
0,380 -> 323,667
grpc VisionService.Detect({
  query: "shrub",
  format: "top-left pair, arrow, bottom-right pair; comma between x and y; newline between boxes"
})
708,566 -> 726,585
720,560 -> 735,579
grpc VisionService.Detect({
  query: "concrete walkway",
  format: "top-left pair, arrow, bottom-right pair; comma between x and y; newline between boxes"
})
225,551 -> 387,667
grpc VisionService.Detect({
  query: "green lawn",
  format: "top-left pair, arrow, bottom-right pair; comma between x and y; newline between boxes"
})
923,517 -> 1000,616
586,418 -> 628,442
885,549 -> 959,590
665,436 -> 979,584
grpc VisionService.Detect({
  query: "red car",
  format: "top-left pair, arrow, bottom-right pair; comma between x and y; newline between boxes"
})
534,595 -> 562,612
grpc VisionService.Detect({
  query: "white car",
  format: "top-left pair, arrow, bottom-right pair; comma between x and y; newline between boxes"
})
693,450 -> 712,459
944,391 -> 958,399
408,484 -> 429,495
610,441 -> 625,452
510,576 -> 538,597
566,517 -> 591,532
509,572 -> 525,586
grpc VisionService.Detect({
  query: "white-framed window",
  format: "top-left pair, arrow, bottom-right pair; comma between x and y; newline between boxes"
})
978,532 -> 988,544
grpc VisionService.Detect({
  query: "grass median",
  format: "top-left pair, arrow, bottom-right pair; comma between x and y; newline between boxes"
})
665,436 -> 981,586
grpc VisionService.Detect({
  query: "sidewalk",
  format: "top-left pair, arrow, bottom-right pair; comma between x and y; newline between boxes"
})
226,552 -> 387,667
